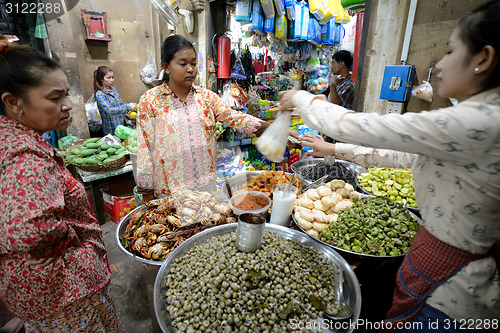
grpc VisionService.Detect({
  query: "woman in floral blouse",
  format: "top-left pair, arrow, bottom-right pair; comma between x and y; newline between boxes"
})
0,42 -> 117,331
279,1 -> 500,331
136,35 -> 273,201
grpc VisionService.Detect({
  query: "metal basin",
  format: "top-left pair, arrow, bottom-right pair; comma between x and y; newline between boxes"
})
115,205 -> 163,266
154,223 -> 362,333
293,206 -> 422,262
291,158 -> 367,189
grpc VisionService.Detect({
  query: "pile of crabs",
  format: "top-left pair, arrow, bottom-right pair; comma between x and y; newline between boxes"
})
121,189 -> 235,261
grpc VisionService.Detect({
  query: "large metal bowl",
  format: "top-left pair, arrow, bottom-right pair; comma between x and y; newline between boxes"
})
292,205 -> 422,262
154,223 -> 362,333
115,205 -> 164,266
291,158 -> 367,189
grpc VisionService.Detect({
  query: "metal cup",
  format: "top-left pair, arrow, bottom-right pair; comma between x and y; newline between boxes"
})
235,213 -> 266,252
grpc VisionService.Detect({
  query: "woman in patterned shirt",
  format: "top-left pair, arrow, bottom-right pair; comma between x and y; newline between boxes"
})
94,65 -> 137,135
279,1 -> 500,331
0,42 -> 118,332
136,35 -> 275,201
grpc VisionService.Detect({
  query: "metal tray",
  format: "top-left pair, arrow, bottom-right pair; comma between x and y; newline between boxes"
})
291,158 -> 367,189
153,223 -> 362,333
292,204 -> 422,262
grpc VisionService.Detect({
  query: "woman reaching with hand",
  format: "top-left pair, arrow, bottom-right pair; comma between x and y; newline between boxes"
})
135,35 -> 282,201
279,1 -> 500,331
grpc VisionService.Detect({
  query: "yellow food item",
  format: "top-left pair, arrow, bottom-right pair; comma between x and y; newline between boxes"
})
129,111 -> 137,119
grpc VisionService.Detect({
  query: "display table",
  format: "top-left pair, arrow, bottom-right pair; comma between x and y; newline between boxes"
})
76,161 -> 134,225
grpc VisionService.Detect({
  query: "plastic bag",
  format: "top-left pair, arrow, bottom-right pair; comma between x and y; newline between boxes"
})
139,50 -> 157,85
255,111 -> 291,162
115,125 -> 135,140
85,95 -> 101,132
58,134 -> 80,150
412,80 -> 433,102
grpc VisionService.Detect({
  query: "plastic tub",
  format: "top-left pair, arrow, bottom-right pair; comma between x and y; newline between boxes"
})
228,191 -> 271,216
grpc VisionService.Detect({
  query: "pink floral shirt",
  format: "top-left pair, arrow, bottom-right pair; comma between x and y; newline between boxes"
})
136,84 -> 261,193
0,116 -> 111,320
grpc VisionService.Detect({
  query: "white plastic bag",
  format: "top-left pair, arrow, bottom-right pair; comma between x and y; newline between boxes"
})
85,95 -> 101,132
255,111 -> 291,162
412,80 -> 433,102
140,50 -> 157,85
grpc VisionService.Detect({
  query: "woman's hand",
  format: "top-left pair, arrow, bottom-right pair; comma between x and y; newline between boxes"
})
26,256 -> 58,269
300,135 -> 336,157
278,90 -> 299,111
129,103 -> 137,109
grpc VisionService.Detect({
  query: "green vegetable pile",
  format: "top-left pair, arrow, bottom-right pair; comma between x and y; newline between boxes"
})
319,196 -> 420,256
64,138 -> 127,166
357,168 -> 418,208
124,131 -> 138,154
216,122 -> 225,137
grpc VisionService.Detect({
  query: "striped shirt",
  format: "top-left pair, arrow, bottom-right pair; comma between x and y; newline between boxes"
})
95,87 -> 132,135
329,75 -> 355,110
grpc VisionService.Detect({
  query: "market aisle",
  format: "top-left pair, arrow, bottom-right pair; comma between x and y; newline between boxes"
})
100,218 -> 157,333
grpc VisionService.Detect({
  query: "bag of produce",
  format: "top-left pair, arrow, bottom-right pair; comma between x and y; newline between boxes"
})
412,80 -> 433,102
255,111 -> 291,162
139,50 -> 157,85
58,134 -> 80,150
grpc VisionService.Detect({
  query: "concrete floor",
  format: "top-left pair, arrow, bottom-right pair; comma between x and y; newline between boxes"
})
101,218 -> 160,333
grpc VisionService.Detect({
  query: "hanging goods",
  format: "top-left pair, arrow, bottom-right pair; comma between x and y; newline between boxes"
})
217,36 -> 231,79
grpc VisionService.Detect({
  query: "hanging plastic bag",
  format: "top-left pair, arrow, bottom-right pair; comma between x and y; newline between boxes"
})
85,95 -> 102,132
139,50 -> 157,85
255,111 -> 291,162
412,66 -> 434,102
412,81 -> 433,102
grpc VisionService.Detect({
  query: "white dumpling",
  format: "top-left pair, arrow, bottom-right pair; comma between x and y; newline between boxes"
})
335,187 -> 350,198
344,183 -> 354,192
306,189 -> 320,201
306,228 -> 319,237
329,179 -> 345,190
294,211 -> 313,230
312,222 -> 329,232
313,200 -> 329,212
317,185 -> 332,197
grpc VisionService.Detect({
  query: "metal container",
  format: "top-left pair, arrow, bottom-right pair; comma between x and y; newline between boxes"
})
291,158 -> 367,189
235,213 -> 266,252
292,207 -> 422,262
115,205 -> 163,266
153,223 -> 362,333
221,171 -> 295,199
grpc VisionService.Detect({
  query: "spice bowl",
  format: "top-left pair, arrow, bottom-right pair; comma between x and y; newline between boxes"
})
228,191 -> 271,217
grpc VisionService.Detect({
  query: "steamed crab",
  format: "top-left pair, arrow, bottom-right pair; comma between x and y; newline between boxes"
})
121,188 -> 235,262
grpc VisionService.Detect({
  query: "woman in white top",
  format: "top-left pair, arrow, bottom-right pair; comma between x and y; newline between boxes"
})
280,1 -> 500,331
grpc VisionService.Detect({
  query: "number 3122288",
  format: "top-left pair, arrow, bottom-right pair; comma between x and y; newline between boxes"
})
6,2 -> 62,14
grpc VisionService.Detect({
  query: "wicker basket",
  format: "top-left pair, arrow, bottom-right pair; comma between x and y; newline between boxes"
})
75,154 -> 128,173
65,138 -> 128,173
